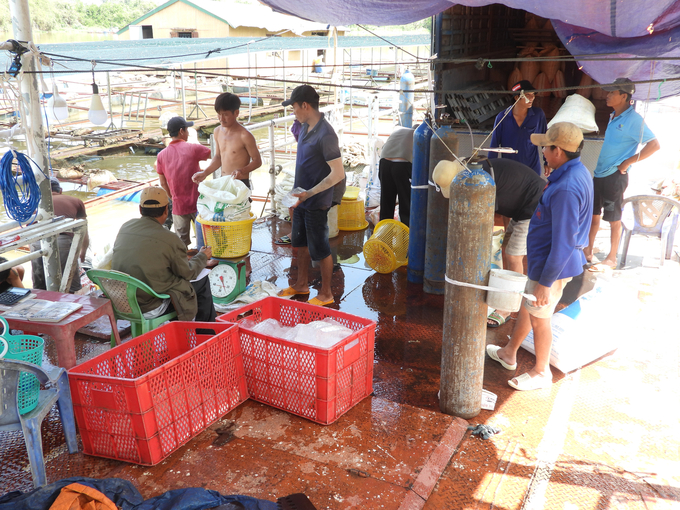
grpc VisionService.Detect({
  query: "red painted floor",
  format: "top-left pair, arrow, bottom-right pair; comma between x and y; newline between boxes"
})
1,217 -> 679,509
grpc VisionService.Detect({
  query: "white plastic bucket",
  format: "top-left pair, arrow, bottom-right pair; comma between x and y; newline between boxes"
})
485,269 -> 528,312
328,204 -> 339,239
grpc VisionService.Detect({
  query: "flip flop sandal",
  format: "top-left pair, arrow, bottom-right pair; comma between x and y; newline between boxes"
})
308,296 -> 335,307
508,372 -> 552,391
275,235 -> 291,245
587,263 -> 614,273
486,345 -> 517,370
278,286 -> 310,297
487,311 -> 507,328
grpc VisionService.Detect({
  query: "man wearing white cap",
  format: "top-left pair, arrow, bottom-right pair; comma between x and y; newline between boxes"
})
112,186 -> 215,322
486,122 -> 593,391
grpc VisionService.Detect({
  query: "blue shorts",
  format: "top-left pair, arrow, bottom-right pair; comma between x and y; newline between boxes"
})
291,207 -> 331,261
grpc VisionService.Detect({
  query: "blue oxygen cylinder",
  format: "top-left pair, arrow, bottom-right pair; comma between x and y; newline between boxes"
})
424,126 -> 459,294
399,69 -> 415,127
407,118 -> 434,283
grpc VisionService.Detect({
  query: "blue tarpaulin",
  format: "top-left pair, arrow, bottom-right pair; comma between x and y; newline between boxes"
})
260,0 -> 680,99
0,477 -> 278,510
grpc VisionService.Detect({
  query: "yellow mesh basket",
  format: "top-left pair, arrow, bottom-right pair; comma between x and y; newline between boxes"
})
342,186 -> 360,201
337,198 -> 368,231
201,213 -> 255,258
363,219 -> 409,273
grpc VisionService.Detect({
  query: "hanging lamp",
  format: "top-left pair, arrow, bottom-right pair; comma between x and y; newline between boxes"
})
87,70 -> 107,125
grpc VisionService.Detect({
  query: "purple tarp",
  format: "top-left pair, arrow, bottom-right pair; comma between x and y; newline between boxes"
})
554,20 -> 680,100
260,0 -> 680,99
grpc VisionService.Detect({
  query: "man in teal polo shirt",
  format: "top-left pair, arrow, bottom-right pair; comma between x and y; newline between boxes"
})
585,78 -> 660,270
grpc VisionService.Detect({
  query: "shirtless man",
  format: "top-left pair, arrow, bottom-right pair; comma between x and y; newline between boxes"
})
191,93 -> 262,188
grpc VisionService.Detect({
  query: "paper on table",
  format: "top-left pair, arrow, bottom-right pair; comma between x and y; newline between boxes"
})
191,268 -> 210,282
3,299 -> 82,322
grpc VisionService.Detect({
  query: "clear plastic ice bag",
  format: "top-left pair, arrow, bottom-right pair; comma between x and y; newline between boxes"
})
281,187 -> 306,208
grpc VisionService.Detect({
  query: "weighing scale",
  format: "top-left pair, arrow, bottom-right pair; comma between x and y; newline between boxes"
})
208,259 -> 247,304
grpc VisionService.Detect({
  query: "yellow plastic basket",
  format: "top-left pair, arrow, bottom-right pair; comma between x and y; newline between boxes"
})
363,219 -> 409,273
201,213 -> 255,258
337,198 -> 368,231
342,186 -> 360,201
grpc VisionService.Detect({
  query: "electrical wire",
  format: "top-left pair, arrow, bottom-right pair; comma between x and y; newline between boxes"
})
0,150 -> 45,224
5,36 -> 680,105
13,40 -> 678,98
21,59 -> 678,98
355,25 -> 423,60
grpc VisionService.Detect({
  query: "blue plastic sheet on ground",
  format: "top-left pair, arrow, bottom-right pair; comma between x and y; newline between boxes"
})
0,477 -> 277,510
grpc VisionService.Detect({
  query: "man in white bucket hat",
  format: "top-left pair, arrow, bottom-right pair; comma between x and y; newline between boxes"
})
486,122 -> 593,391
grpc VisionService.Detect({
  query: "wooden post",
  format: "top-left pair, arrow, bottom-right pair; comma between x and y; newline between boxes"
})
440,160 -> 494,419
9,0 -> 61,291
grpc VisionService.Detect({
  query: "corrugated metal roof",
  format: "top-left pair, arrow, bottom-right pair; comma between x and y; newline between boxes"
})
5,35 -> 429,76
118,0 -> 339,36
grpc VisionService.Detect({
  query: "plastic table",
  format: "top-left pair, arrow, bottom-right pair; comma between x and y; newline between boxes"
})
3,290 -> 121,369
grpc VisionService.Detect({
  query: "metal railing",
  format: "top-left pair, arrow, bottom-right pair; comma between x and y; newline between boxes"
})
209,105 -> 341,207
0,217 -> 88,293
120,91 -> 149,130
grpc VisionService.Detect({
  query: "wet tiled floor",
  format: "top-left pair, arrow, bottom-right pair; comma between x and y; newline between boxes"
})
1,215 -> 679,509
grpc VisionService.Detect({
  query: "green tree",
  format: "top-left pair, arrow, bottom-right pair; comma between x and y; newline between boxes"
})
0,3 -> 10,32
1,0 -> 156,32
92,0 -> 157,30
31,0 -> 61,31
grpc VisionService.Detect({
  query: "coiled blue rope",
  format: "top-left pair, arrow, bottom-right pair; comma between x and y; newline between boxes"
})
0,150 -> 44,224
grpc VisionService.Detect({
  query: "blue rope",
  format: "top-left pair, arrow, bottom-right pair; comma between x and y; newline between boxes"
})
0,150 -> 44,224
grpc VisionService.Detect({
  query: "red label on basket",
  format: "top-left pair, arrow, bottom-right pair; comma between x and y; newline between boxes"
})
92,389 -> 119,410
343,339 -> 360,367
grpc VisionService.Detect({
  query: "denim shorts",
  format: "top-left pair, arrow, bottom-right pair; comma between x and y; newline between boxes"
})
291,207 -> 331,261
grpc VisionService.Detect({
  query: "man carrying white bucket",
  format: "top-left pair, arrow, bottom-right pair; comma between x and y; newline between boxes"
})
486,122 -> 593,391
480,158 -> 545,328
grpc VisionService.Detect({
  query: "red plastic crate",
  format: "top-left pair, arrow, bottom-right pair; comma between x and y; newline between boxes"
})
68,322 -> 247,465
217,297 -> 376,425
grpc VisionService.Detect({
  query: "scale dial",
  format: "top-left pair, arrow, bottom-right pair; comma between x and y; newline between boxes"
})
209,264 -> 238,298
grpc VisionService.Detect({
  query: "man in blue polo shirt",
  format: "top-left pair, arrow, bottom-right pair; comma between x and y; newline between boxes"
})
277,85 -> 345,306
486,123 -> 593,391
585,78 -> 660,270
489,80 -> 547,177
